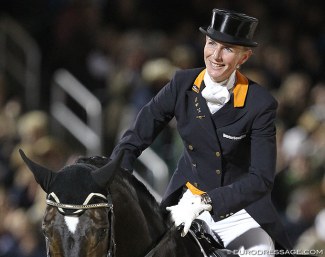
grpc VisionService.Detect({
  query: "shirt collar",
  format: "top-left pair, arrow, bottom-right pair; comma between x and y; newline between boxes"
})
203,70 -> 237,91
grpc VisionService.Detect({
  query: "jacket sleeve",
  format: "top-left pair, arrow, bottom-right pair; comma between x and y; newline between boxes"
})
110,74 -> 179,172
209,97 -> 278,220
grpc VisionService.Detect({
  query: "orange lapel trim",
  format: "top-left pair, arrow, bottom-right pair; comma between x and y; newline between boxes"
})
192,69 -> 206,93
233,71 -> 249,107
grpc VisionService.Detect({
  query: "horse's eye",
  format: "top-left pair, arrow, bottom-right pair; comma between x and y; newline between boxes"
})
42,222 -> 53,238
97,228 -> 108,241
42,225 -> 49,238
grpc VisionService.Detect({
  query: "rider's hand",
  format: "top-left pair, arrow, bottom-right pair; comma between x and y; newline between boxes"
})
166,191 -> 212,237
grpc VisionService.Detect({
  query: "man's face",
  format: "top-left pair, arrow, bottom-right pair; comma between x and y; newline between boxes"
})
204,36 -> 252,82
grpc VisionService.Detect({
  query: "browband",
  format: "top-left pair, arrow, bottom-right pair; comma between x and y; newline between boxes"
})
46,200 -> 111,210
46,192 -> 112,214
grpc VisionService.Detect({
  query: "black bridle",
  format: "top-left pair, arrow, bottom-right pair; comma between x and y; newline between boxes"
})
44,193 -> 209,257
44,192 -> 116,257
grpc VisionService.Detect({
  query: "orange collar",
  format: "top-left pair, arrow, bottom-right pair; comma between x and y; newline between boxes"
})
192,69 -> 249,107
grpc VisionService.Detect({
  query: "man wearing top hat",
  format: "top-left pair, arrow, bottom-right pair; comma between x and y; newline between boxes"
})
111,8 -> 296,256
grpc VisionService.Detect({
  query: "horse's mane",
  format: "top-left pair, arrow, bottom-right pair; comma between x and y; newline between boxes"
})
75,155 -> 110,168
75,155 -> 169,225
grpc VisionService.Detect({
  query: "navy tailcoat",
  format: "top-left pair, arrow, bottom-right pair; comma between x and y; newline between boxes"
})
111,67 -> 293,251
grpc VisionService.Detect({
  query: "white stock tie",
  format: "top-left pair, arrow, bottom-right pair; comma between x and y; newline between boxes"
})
201,71 -> 236,114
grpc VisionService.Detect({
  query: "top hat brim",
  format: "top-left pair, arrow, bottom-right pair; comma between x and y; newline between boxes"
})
200,26 -> 258,47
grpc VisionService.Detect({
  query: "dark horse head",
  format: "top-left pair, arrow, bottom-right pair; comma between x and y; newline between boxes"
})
19,149 -> 204,257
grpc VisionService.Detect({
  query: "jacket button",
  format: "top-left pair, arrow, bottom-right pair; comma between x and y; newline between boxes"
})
216,169 -> 221,175
215,151 -> 221,157
188,145 -> 194,150
192,163 -> 197,167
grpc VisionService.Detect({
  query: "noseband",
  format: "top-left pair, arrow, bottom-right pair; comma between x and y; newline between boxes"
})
45,192 -> 116,257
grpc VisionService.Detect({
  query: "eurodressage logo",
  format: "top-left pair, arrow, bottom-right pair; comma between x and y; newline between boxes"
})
223,249 -> 324,256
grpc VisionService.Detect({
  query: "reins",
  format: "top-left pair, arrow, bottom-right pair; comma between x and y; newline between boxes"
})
141,224 -> 208,257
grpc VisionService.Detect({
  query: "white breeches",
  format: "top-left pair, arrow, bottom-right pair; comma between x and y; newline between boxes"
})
197,210 -> 275,257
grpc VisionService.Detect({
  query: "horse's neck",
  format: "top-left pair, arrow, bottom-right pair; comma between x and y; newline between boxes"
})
110,173 -> 167,256
110,173 -> 204,257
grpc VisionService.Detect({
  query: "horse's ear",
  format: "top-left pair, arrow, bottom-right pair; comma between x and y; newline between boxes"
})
19,149 -> 55,193
92,151 -> 125,189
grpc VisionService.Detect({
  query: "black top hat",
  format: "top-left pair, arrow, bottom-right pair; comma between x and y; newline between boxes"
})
199,9 -> 258,47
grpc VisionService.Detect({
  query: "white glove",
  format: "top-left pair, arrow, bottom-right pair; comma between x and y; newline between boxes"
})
177,188 -> 195,205
166,190 -> 212,237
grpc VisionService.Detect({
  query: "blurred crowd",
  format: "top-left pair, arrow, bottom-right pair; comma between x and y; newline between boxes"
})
0,0 -> 324,256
